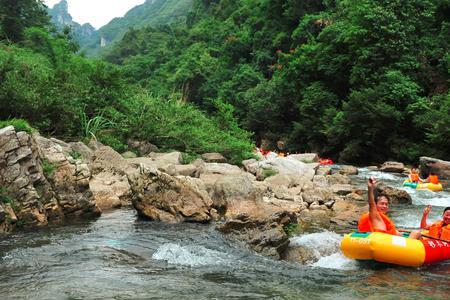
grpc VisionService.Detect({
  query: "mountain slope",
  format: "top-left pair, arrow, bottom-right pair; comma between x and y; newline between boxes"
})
82,0 -> 192,56
47,0 -> 98,46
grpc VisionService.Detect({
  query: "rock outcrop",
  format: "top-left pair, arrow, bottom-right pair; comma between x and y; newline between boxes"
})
218,201 -> 299,259
0,126 -> 100,233
89,146 -> 133,210
376,182 -> 412,204
379,161 -> 405,173
130,164 -> 213,223
420,156 -> 450,179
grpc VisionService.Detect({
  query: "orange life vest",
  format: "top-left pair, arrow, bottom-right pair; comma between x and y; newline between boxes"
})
428,221 -> 450,241
429,175 -> 439,184
410,173 -> 419,182
358,212 -> 397,235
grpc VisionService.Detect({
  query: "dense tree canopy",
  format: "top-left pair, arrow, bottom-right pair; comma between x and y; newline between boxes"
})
0,0 -> 254,164
105,0 -> 450,163
0,0 -> 50,42
1,0 -> 449,164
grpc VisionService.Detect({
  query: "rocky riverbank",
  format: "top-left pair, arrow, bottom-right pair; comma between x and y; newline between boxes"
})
2,125 -> 449,260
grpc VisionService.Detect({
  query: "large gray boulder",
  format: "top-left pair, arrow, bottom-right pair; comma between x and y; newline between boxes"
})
130,164 -> 213,223
218,210 -> 297,259
288,153 -> 319,163
35,135 -> 100,218
201,152 -> 226,163
211,175 -> 259,209
379,161 -> 405,173
247,157 -> 318,181
376,182 -> 412,204
338,165 -> 359,175
420,156 -> 450,179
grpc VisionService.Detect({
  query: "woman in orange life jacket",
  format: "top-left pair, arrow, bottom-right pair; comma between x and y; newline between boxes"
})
425,172 -> 440,184
358,178 -> 421,239
408,167 -> 420,183
420,205 -> 450,241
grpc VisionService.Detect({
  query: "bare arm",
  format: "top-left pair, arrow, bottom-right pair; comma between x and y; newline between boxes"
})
368,178 -> 387,232
420,205 -> 432,230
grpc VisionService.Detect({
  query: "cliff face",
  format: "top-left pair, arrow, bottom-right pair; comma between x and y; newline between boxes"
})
0,126 -> 100,233
47,0 -> 98,45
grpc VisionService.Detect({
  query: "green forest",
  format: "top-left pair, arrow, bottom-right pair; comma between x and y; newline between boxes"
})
1,0 -> 450,164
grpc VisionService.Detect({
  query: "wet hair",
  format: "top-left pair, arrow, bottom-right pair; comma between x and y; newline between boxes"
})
444,207 -> 450,214
374,189 -> 389,203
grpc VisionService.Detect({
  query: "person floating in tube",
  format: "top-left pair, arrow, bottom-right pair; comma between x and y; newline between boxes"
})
420,205 -> 450,242
358,178 -> 421,239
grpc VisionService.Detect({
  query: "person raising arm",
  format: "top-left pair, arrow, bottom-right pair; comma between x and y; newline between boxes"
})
421,205 -> 450,241
358,178 -> 421,239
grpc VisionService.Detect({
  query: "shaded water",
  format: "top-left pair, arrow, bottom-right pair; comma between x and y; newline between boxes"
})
0,169 -> 449,299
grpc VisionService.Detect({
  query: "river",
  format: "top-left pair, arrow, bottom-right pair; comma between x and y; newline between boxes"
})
0,168 -> 449,299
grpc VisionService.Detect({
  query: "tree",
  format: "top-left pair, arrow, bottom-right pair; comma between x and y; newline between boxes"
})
0,0 -> 50,42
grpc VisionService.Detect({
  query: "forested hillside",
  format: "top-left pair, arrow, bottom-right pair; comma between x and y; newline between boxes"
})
0,0 -> 253,164
106,0 -> 450,163
79,0 -> 192,56
47,0 -> 97,48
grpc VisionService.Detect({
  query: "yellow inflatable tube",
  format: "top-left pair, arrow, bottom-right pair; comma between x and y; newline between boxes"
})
342,232 -> 450,267
402,180 -> 442,192
341,232 -> 425,267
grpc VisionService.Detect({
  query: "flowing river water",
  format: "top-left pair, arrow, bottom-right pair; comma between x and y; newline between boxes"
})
0,168 -> 449,299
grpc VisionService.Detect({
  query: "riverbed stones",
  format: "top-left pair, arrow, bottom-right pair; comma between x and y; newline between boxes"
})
218,210 -> 297,259
331,198 -> 367,227
327,173 -> 351,185
375,182 -> 412,204
127,139 -> 158,156
288,153 -> 319,163
302,187 -> 335,205
201,152 -> 226,163
338,165 -> 359,175
211,174 -> 259,209
330,184 -> 354,195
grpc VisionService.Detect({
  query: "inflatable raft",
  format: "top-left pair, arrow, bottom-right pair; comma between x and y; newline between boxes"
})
319,158 -> 333,165
403,180 -> 442,192
341,232 -> 450,267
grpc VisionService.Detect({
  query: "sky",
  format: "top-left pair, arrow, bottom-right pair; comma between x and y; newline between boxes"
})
44,0 -> 146,29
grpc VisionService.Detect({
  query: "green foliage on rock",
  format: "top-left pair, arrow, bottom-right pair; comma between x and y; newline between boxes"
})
41,159 -> 56,177
0,119 -> 34,134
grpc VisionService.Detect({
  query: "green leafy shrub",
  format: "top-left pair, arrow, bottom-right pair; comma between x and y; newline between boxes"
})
0,119 -> 34,133
0,187 -> 15,210
120,93 -> 254,164
42,159 -> 56,176
98,133 -> 128,153
69,151 -> 82,160
261,168 -> 278,179
283,223 -> 299,237
80,112 -> 115,141
181,152 -> 199,164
